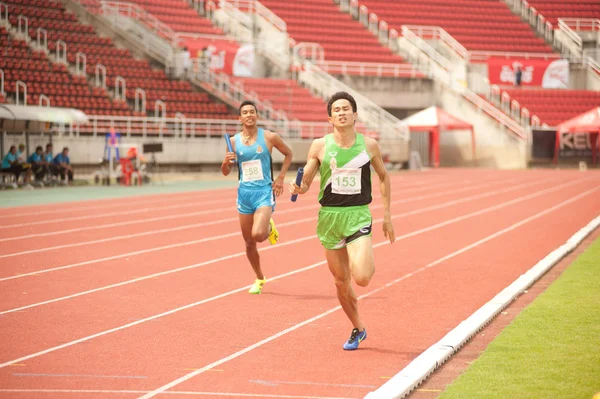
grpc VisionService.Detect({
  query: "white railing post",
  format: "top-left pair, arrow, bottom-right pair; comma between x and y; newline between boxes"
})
359,5 -> 368,27
378,20 -> 388,44
39,94 -> 50,107
349,0 -> 359,19
56,40 -> 67,64
17,15 -> 28,38
37,28 -> 47,52
206,0 -> 216,19
134,88 -> 146,114
0,2 -> 8,25
368,13 -> 378,35
115,76 -> 126,101
155,99 -> 166,120
521,108 -> 530,127
76,52 -> 86,76
192,0 -> 205,15
510,99 -> 520,121
95,64 -> 106,88
15,80 -> 27,105
175,112 -> 186,138
545,20 -> 553,42
0,68 -> 4,96
339,0 -> 349,12
500,92 -> 511,113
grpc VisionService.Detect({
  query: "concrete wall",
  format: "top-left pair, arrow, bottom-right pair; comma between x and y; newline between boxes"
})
330,74 -> 435,110
434,83 -> 528,169
1,133 -> 319,167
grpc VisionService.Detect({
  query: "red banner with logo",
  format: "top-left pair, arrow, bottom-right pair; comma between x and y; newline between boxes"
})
487,58 -> 569,88
182,37 -> 254,77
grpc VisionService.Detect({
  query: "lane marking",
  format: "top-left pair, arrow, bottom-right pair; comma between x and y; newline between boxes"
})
0,177 -> 562,314
0,179 -> 516,266
138,187 -> 599,399
12,373 -> 147,379
0,389 -> 354,398
0,185 -> 595,373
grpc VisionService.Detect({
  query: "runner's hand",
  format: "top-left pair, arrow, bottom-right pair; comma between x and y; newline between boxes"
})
383,220 -> 395,244
273,176 -> 284,197
288,181 -> 301,196
223,152 -> 236,165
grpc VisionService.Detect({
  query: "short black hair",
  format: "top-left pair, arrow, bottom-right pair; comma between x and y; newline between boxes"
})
327,91 -> 357,117
36,146 -> 43,152
239,100 -> 258,115
63,147 -> 69,152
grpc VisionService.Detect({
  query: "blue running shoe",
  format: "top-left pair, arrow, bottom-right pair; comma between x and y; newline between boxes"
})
343,328 -> 367,350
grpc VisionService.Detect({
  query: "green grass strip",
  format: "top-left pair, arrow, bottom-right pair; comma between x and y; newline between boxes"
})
439,236 -> 600,399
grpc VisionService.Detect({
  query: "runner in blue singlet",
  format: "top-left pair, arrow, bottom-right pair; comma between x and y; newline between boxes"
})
221,100 -> 294,294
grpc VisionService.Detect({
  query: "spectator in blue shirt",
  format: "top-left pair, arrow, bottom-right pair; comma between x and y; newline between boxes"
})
44,143 -> 59,178
53,146 -> 73,183
2,145 -> 32,187
28,146 -> 47,181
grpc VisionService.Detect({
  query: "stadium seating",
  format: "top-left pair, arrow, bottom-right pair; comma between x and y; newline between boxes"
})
524,0 -> 600,26
0,25 -> 129,115
2,0 -> 235,119
502,89 -> 600,127
358,0 -> 554,54
259,0 -> 409,64
234,78 -> 327,123
78,0 -> 223,35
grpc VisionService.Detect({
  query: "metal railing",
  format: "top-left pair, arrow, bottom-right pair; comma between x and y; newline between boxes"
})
77,114 -> 339,140
401,26 -> 526,139
223,0 -> 286,32
100,0 -> 176,44
215,0 -> 290,71
504,0 -> 553,42
583,49 -> 600,76
189,58 -> 290,123
468,51 -> 561,62
556,18 -> 600,56
294,58 -> 410,141
402,25 -> 469,61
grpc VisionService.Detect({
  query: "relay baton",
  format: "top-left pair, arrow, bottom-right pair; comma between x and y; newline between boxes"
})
224,134 -> 235,164
291,167 -> 304,202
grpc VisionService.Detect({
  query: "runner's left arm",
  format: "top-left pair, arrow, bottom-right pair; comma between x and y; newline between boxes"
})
366,138 -> 395,244
268,131 -> 294,197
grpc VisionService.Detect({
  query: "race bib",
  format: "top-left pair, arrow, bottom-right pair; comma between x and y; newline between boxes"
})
242,159 -> 264,182
332,168 -> 361,195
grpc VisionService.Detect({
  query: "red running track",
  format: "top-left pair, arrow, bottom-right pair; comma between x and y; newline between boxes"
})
0,169 -> 598,399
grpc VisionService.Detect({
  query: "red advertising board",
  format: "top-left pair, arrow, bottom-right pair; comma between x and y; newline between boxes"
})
182,37 -> 254,77
487,58 -> 569,88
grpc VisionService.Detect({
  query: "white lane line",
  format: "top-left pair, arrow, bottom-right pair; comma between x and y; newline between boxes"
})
0,181 -> 593,370
0,177 -> 566,315
0,389 -> 354,398
0,196 -> 234,230
0,178 -> 515,281
138,186 -> 599,399
0,177 -> 463,234
0,177 -> 513,258
0,189 -> 236,219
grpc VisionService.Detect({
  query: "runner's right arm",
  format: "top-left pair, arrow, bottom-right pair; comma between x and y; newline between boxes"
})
289,138 -> 323,195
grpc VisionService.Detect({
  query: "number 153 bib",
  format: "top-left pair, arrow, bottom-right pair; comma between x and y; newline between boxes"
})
331,168 -> 361,195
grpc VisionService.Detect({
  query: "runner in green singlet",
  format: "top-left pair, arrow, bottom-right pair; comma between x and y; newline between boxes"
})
289,91 -> 396,350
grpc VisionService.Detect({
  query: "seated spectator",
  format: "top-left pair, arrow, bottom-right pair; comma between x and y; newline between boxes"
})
1,145 -> 32,188
53,146 -> 74,184
17,143 -> 27,163
27,146 -> 47,182
44,143 -> 59,179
